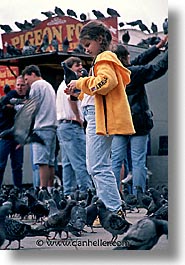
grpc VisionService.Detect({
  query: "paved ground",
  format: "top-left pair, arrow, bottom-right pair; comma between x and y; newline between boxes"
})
1,208 -> 168,251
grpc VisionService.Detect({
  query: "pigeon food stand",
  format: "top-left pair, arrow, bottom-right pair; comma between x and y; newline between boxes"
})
0,16 -> 118,94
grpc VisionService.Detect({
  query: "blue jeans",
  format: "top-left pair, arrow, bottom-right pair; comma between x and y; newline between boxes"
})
30,144 -> 40,188
111,134 -> 148,195
0,139 -> 23,188
57,122 -> 92,195
83,105 -> 122,212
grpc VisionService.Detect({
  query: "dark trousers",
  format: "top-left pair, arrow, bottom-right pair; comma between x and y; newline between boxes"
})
0,139 -> 23,188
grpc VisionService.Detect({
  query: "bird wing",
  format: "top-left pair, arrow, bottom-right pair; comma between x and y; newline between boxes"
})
61,62 -> 78,85
13,96 -> 39,145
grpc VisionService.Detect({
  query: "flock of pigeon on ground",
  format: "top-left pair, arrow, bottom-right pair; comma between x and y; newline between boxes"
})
0,7 -> 168,58
0,180 -> 168,250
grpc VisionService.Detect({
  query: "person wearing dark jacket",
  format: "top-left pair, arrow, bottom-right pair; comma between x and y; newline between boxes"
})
111,35 -> 168,195
0,75 -> 28,189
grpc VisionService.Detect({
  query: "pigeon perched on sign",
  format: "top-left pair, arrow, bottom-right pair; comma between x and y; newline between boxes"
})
54,6 -> 65,16
92,10 -> 105,19
0,24 -> 13,33
107,8 -> 120,17
67,9 -> 77,18
151,22 -> 158,34
41,11 -> 55,18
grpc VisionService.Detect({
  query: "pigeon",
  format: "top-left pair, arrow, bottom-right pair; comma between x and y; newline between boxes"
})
107,8 -> 120,17
138,21 -> 150,33
68,203 -> 87,236
61,61 -> 80,100
61,61 -> 78,85
51,35 -> 59,52
163,18 -> 168,35
96,199 -> 131,242
23,20 -> 33,30
126,20 -> 142,27
114,217 -> 168,250
37,188 -> 51,203
38,33 -> 49,52
22,40 -> 37,56
15,21 -> 26,31
151,22 -> 158,34
54,6 -> 65,17
92,10 -> 105,19
0,96 -> 45,146
51,188 -> 62,209
136,186 -> 152,209
79,13 -> 87,21
62,37 -> 70,53
3,217 -> 49,249
7,193 -> 30,220
4,42 -> 22,56
36,199 -> 76,239
119,22 -> 125,28
25,191 -> 49,223
122,30 -> 130,44
41,11 -> 55,18
0,204 -> 12,249
47,199 -> 60,217
161,185 -> 168,200
150,202 -> 168,221
31,18 -> 42,27
123,188 -> 138,212
85,196 -> 99,232
0,24 -> 13,33
67,9 -> 77,18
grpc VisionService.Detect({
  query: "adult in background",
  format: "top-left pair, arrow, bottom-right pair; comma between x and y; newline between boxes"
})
56,56 -> 92,197
0,76 -> 28,189
111,35 -> 168,195
22,65 -> 57,194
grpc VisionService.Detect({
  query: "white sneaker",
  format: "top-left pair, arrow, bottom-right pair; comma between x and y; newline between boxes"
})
121,172 -> 133,184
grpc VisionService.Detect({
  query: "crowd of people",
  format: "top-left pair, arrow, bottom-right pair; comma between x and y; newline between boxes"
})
0,20 -> 168,217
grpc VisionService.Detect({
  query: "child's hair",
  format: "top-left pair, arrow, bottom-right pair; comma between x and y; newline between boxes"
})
79,20 -> 112,53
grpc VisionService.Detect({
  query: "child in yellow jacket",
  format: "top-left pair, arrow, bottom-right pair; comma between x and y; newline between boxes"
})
65,20 -> 135,213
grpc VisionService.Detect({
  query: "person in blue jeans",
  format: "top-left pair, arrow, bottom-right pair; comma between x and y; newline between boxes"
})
65,21 -> 135,214
0,76 -> 28,189
56,57 -> 93,196
111,35 -> 168,195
